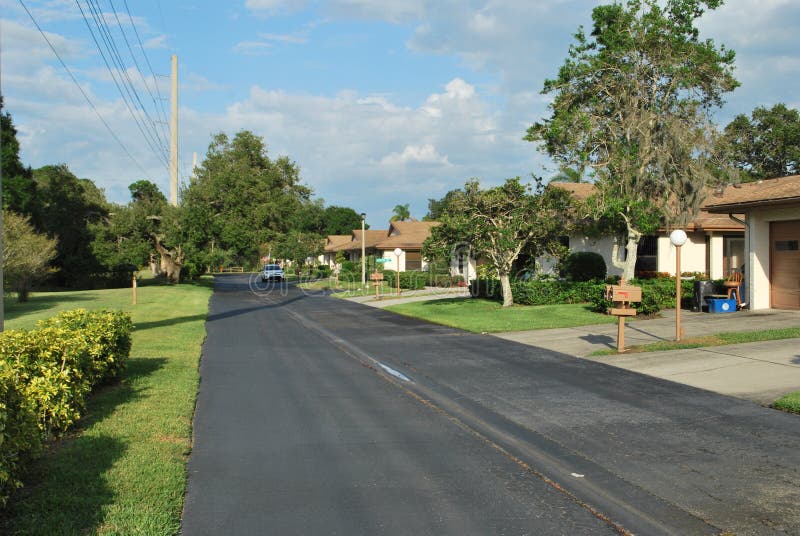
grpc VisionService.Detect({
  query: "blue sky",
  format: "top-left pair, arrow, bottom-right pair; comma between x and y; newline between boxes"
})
2,0 -> 799,227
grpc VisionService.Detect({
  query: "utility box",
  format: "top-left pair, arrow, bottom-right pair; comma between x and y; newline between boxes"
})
707,298 -> 736,314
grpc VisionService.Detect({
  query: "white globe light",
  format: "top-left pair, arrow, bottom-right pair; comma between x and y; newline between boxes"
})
669,229 -> 688,247
394,248 -> 403,256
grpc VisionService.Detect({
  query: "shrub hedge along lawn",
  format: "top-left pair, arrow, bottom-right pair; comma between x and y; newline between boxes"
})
0,310 -> 133,505
470,276 -> 699,315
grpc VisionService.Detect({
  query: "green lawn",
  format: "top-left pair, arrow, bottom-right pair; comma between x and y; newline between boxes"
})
298,278 -> 395,298
774,391 -> 800,415
1,279 -> 213,535
384,298 -> 617,333
590,327 -> 800,356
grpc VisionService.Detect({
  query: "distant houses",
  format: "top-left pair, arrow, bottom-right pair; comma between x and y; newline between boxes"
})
320,221 -> 440,273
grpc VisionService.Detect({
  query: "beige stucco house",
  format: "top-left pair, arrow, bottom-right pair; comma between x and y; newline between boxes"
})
320,221 -> 441,273
543,182 -> 745,279
704,175 -> 800,310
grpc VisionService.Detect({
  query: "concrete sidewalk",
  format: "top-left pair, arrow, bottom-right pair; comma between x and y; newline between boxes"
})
496,309 -> 800,405
343,286 -> 469,308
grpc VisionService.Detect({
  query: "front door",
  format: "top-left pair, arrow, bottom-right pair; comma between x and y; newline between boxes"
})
770,220 -> 800,309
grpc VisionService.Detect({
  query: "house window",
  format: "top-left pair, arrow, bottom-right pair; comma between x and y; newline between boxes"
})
634,235 -> 658,275
724,236 -> 745,275
406,251 -> 422,271
775,240 -> 799,251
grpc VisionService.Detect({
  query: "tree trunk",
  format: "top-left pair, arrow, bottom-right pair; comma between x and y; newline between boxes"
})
152,235 -> 185,283
611,223 -> 642,281
499,272 -> 514,307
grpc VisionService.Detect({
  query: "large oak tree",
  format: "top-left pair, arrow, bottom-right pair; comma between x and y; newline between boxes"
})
526,0 -> 738,279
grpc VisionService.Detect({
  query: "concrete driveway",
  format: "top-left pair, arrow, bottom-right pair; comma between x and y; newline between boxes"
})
495,309 -> 800,405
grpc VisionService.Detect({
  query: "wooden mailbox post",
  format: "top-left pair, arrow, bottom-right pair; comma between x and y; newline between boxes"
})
605,280 -> 642,352
370,271 -> 384,300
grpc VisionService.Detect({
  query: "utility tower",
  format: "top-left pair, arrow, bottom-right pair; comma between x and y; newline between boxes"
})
170,54 -> 178,206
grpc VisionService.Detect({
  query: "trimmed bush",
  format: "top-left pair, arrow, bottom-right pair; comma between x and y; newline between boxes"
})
470,278 -> 502,299
383,270 -> 427,290
315,265 -> 331,278
38,309 -> 133,383
0,309 -> 133,505
559,251 -> 607,282
511,280 -> 604,306
0,359 -> 41,506
590,277 -> 694,315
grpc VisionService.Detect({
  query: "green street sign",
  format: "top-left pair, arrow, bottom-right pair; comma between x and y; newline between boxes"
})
376,258 -> 392,263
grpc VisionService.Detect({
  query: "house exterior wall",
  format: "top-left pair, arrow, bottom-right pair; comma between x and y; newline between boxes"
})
656,232 -> 707,276
382,249 -> 405,272
449,255 -> 478,281
538,235 -> 622,277
746,205 -> 800,310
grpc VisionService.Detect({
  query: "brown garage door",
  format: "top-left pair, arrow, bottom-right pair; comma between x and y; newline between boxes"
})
770,220 -> 800,309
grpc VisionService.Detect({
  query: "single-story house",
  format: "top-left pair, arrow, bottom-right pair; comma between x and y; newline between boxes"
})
542,182 -> 745,279
319,235 -> 352,268
320,221 -> 442,273
374,221 -> 439,272
320,229 -> 387,267
704,174 -> 800,310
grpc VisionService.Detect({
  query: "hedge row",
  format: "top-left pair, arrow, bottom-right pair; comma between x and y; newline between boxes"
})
470,277 -> 696,315
0,309 -> 133,505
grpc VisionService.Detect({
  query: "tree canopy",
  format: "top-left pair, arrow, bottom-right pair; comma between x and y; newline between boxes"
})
526,0 -> 738,279
181,130 -> 315,270
390,203 -> 411,222
423,178 -> 573,307
718,103 -> 800,181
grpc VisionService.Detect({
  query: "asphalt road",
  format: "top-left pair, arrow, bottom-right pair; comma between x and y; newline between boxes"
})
182,276 -> 800,535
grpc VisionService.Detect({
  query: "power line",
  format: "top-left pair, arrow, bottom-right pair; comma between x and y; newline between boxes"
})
108,0 -> 170,149
122,0 -> 171,145
77,0 -> 169,167
17,0 -> 152,179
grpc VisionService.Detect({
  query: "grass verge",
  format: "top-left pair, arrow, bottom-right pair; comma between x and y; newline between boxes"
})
773,391 -> 800,415
384,298 -> 616,333
298,278 -> 395,298
590,327 -> 800,356
0,278 -> 213,535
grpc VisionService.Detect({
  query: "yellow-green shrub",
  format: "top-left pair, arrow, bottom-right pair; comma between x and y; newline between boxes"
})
0,309 -> 133,506
37,309 -> 134,383
0,360 -> 41,506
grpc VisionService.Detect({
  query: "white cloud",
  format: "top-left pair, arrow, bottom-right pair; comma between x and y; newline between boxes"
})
259,32 -> 308,44
233,41 -> 274,56
144,35 -> 168,49
380,144 -> 451,167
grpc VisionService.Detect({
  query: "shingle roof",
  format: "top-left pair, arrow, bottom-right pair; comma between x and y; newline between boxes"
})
375,221 -> 439,249
548,182 -> 596,200
703,175 -> 800,212
328,229 -> 388,252
323,235 -> 352,252
549,181 -> 743,231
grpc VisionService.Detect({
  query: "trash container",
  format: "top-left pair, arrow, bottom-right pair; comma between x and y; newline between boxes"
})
693,280 -> 716,312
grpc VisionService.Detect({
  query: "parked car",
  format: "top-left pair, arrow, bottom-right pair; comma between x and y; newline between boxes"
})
261,264 -> 284,282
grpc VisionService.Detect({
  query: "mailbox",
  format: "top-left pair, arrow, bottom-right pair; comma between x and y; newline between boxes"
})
605,284 -> 642,316
604,281 -> 642,352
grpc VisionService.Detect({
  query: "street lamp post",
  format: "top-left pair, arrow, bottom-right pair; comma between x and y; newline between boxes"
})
360,213 -> 366,288
670,229 -> 688,341
394,247 -> 402,295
